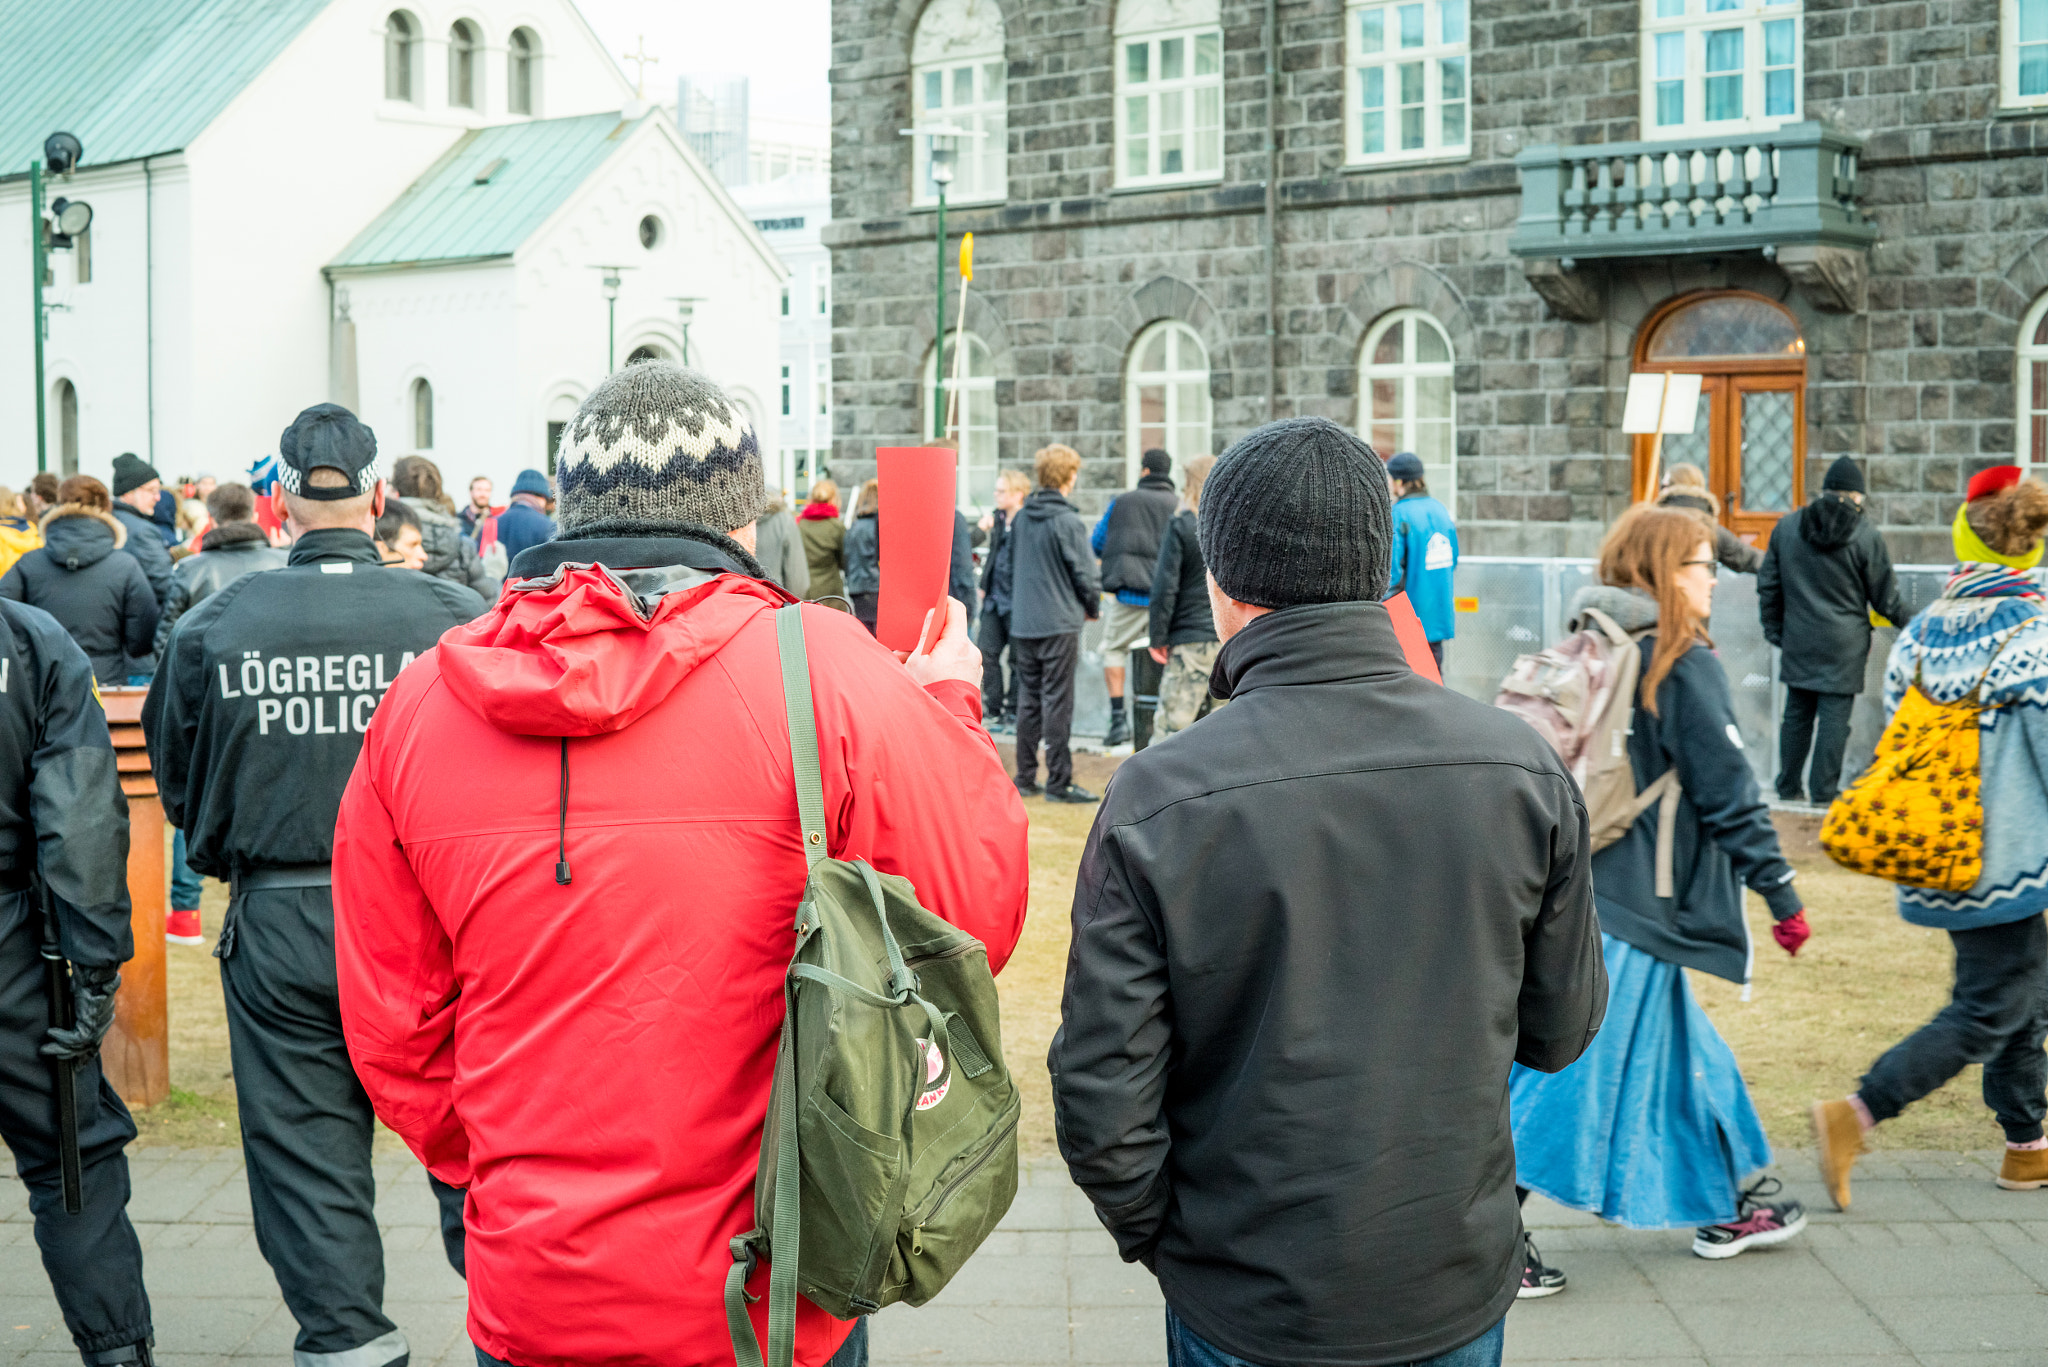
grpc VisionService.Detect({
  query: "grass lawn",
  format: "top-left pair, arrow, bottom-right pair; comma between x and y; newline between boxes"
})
136,787 -> 2007,1160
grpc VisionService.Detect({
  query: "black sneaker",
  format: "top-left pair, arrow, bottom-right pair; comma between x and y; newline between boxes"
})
1518,1232 -> 1566,1299
1014,776 -> 1042,797
1692,1176 -> 1807,1260
1102,716 -> 1131,748
1045,783 -> 1099,804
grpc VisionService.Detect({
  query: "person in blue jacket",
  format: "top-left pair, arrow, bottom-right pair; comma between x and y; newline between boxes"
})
1385,451 -> 1458,668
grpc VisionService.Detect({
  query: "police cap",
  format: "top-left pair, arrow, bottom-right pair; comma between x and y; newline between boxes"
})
278,404 -> 378,500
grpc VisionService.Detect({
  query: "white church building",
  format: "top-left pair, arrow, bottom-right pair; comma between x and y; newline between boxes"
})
0,0 -> 785,498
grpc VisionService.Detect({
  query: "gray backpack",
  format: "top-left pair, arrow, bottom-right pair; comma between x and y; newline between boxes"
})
724,604 -> 1021,1367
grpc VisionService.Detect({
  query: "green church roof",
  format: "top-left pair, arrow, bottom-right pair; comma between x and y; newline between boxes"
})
0,0 -> 330,176
328,113 -> 644,272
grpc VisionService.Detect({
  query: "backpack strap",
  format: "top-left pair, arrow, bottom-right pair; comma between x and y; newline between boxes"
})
1578,606 -> 1636,649
776,604 -> 829,872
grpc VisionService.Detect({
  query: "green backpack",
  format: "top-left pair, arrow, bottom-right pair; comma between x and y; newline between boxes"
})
724,604 -> 1021,1367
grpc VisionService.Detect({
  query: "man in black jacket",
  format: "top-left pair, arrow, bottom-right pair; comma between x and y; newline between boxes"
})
1051,416 -> 1606,1367
1091,450 -> 1181,747
1758,457 -> 1910,806
1008,444 -> 1101,803
107,455 -> 176,683
977,470 -> 1030,727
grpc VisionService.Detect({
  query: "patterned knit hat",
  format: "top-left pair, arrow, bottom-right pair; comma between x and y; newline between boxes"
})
553,362 -> 762,536
1199,417 -> 1393,608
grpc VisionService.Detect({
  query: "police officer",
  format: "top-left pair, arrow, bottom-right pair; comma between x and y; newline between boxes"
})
0,596 -> 153,1365
143,405 -> 484,1367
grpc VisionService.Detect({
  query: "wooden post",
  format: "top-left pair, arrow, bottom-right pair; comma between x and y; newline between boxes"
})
98,687 -> 168,1108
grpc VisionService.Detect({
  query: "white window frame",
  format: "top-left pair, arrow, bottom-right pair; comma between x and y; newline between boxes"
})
1359,308 -> 1457,507
384,10 -> 420,104
1115,27 -> 1225,189
508,27 -> 541,117
2018,293 -> 2048,472
1641,0 -> 1803,138
923,333 -> 998,509
1124,321 -> 1213,486
1347,0 -> 1471,167
2003,0 -> 2048,109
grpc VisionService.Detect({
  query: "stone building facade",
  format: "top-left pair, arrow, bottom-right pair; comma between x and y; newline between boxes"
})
826,0 -> 2048,560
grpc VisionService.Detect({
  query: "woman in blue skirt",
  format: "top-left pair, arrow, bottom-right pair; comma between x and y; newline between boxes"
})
1512,506 -> 1812,1297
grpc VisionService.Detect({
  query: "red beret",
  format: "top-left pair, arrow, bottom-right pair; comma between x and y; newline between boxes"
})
1967,465 -> 2024,502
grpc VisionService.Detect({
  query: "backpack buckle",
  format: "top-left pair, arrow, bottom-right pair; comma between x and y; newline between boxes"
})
729,1235 -> 761,1302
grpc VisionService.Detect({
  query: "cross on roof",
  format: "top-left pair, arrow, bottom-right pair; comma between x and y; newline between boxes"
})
621,35 -> 660,100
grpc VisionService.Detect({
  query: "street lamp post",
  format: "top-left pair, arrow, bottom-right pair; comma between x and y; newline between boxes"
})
29,133 -> 86,473
596,267 -> 625,372
668,296 -> 705,367
901,124 -> 973,441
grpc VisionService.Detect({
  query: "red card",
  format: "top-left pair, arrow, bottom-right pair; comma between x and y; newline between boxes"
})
1384,592 -> 1442,684
875,446 -> 959,654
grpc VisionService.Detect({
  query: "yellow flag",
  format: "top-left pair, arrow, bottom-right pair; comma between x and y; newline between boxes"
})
959,232 -> 974,282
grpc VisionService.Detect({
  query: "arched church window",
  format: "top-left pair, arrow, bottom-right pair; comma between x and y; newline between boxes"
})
911,0 -> 1007,206
924,333 -> 998,507
54,379 -> 78,476
413,377 -> 434,450
1361,309 -> 1456,505
509,28 -> 540,116
384,12 -> 418,103
449,20 -> 480,110
2017,292 -> 2048,470
1125,321 -> 1212,485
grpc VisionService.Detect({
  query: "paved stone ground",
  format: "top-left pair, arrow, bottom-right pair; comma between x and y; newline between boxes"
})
8,1147 -> 2048,1365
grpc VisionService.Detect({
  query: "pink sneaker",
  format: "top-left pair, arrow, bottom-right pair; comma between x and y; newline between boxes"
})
166,909 -> 204,946
1692,1177 -> 1806,1259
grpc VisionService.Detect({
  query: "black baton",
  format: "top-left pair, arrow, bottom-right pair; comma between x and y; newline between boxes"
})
36,878 -> 83,1215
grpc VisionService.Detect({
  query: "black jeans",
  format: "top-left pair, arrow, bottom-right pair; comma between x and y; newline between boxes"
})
1860,913 -> 2048,1143
0,895 -> 152,1359
851,591 -> 879,636
477,1318 -> 869,1367
978,608 -> 1018,718
1013,632 -> 1081,791
1779,687 -> 1856,802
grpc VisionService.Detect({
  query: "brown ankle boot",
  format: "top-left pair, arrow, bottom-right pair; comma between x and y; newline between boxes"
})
1998,1147 -> 2048,1190
1811,1099 -> 1865,1211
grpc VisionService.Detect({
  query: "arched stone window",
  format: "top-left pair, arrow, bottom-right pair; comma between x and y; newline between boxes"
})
912,0 -> 1007,205
1125,321 -> 1212,485
384,11 -> 418,103
412,377 -> 434,450
509,27 -> 540,116
449,19 -> 480,109
924,333 -> 998,507
1115,0 -> 1224,187
1360,309 -> 1456,504
2018,292 -> 2048,469
53,378 -> 78,476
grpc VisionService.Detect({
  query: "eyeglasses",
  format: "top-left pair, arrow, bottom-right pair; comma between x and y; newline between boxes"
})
1680,558 -> 1716,568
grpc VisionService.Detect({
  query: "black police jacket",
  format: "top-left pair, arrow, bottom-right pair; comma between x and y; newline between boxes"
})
142,529 -> 486,878
0,600 -> 133,969
1050,601 -> 1605,1367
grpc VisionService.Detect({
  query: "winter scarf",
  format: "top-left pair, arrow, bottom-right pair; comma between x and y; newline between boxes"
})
1944,564 -> 2047,600
1953,501 -> 2045,570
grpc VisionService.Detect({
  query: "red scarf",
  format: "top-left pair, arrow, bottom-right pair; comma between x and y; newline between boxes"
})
797,502 -> 840,521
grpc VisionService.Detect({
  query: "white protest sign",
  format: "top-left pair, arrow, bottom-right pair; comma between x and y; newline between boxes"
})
1622,372 -> 1702,435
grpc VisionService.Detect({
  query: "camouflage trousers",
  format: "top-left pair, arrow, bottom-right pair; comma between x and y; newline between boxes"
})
1156,641 -> 1224,736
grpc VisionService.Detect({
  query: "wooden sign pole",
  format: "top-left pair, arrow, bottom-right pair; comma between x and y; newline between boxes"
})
98,687 -> 168,1108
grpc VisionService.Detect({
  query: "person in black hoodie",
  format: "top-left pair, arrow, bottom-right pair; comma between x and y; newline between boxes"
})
0,476 -> 159,686
1090,449 -> 1181,746
1146,454 -> 1219,737
1757,456 -> 1909,806
1008,444 -> 1100,803
108,455 -> 176,681
1053,417 -> 1605,1367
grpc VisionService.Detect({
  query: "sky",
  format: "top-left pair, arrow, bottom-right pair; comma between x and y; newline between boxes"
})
577,0 -> 833,130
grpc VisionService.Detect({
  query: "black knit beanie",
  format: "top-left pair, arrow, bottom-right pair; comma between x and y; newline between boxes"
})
1198,417 -> 1393,609
1823,456 -> 1866,494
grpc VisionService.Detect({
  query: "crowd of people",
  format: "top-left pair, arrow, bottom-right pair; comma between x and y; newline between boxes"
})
3,356 -> 2047,1367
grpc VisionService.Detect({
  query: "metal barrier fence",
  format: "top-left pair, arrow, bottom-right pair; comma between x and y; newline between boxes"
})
1441,557 -> 1955,792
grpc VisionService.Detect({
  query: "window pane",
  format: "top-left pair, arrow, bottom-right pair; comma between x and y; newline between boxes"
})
1657,80 -> 1685,125
1764,17 -> 1794,65
1414,419 -> 1452,464
1417,375 -> 1453,420
1705,28 -> 1742,71
1765,67 -> 1794,116
2024,43 -> 2048,97
1161,90 -> 1184,173
1196,31 -> 1221,75
1441,101 -> 1465,146
1398,3 -> 1424,47
985,61 -> 1004,99
2026,0 -> 2048,41
1705,73 -> 1742,119
1360,8 -> 1384,53
1195,86 -> 1221,170
1372,378 -> 1401,421
1439,0 -> 1467,45
1442,53 -> 1467,145
2036,312 -> 2048,346
1705,0 -> 1738,9
1655,30 -> 1685,80
1399,63 -> 1424,149
1416,321 -> 1450,363
1362,65 -> 1385,108
1442,56 -> 1466,101
1176,381 -> 1206,423
1362,108 -> 1385,153
1655,0 -> 1683,14
1161,36 -> 1184,80
1127,42 -> 1148,84
954,66 -> 974,103
925,71 -> 942,110
1141,330 -> 1167,371
1140,383 -> 1166,426
1648,296 -> 1803,359
1400,61 -> 1424,104
1740,390 -> 1797,513
1373,326 -> 1401,366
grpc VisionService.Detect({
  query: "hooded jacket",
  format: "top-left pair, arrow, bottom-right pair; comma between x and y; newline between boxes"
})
843,510 -> 880,595
1147,510 -> 1215,646
1758,494 -> 1910,694
753,498 -> 810,596
1573,587 -> 1802,984
797,503 -> 846,603
1007,489 -> 1100,638
0,517 -> 38,578
401,495 -> 500,601
331,535 -> 1029,1367
1051,600 -> 1604,1367
0,505 -> 159,684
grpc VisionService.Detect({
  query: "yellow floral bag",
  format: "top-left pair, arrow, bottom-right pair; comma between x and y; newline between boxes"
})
1820,622 -> 2035,891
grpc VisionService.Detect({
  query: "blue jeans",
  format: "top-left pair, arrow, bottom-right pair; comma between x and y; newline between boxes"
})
170,828 -> 202,912
1165,1308 -> 1502,1367
476,1317 -> 867,1367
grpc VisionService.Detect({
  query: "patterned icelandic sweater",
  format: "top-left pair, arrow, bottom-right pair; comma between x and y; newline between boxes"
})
1883,563 -> 2048,929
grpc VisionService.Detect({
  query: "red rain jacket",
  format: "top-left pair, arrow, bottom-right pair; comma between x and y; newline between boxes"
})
332,567 -> 1029,1366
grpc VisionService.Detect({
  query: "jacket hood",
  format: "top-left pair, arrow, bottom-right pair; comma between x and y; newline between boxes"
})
1567,585 -> 1659,633
1658,489 -> 1718,517
200,521 -> 270,552
797,501 -> 839,521
1800,493 -> 1864,552
1136,473 -> 1176,493
401,495 -> 461,529
38,504 -> 123,569
1019,489 -> 1076,522
438,563 -> 788,737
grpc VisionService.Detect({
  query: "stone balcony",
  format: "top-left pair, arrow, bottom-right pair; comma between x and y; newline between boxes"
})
1508,121 -> 1879,319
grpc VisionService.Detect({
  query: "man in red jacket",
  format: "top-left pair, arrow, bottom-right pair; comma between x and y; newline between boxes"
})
331,362 -> 1029,1367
